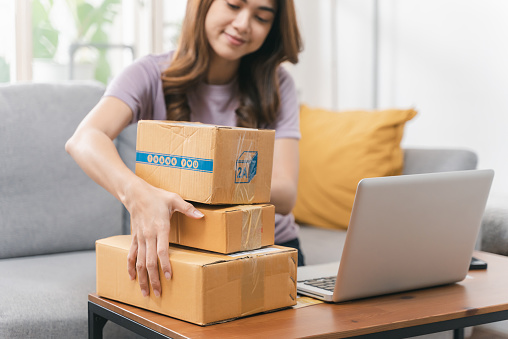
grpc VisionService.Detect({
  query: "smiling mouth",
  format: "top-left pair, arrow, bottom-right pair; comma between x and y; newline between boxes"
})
224,32 -> 246,46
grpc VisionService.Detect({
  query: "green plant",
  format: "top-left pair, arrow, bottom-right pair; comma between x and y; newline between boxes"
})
32,0 -> 59,59
66,0 -> 120,42
66,0 -> 121,83
0,56 -> 10,82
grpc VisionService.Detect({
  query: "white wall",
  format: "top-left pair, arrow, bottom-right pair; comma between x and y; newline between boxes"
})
293,0 -> 508,198
292,0 -> 334,108
379,0 -> 508,199
292,0 -> 376,110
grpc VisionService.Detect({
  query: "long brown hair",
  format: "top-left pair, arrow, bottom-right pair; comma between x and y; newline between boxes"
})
161,0 -> 302,128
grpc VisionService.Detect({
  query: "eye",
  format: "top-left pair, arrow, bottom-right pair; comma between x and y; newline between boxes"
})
225,1 -> 240,10
256,16 -> 270,23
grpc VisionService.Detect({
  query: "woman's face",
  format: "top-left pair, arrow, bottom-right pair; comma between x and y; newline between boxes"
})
205,0 -> 277,63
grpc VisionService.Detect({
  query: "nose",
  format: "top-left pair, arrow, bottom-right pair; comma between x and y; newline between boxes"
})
232,9 -> 250,34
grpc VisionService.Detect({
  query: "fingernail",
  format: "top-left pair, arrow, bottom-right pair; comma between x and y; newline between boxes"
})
165,271 -> 171,280
193,210 -> 204,218
141,289 -> 148,297
129,274 -> 135,281
154,290 -> 160,297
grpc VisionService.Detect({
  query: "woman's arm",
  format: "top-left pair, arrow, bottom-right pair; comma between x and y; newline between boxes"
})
65,96 -> 203,298
65,97 -> 136,199
270,138 -> 299,215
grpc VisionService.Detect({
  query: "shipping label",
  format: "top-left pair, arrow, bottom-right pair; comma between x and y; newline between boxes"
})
136,151 -> 213,173
235,151 -> 258,183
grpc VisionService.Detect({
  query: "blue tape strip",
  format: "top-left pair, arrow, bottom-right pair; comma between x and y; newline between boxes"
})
136,151 -> 213,173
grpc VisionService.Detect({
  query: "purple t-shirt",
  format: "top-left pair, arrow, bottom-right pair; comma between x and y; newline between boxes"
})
105,51 -> 301,243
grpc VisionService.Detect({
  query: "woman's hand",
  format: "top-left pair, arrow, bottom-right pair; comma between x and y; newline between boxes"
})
65,96 -> 204,298
124,178 -> 203,297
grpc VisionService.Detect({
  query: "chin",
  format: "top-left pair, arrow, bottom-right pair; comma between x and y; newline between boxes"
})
214,48 -> 246,62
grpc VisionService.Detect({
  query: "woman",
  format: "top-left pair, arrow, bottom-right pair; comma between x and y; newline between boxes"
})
66,0 -> 303,299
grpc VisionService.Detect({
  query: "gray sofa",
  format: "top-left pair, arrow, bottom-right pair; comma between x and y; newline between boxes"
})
1,82 -> 506,338
0,82 -> 139,338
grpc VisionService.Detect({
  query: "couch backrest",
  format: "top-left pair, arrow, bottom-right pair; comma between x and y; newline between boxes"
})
116,123 -> 138,235
403,148 -> 478,175
0,82 -> 124,258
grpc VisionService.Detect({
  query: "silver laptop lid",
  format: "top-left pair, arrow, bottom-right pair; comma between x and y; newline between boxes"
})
331,169 -> 494,302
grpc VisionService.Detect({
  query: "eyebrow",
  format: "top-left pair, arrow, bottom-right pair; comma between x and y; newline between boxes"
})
242,0 -> 276,14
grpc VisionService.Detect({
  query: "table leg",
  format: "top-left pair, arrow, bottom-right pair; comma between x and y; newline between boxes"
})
88,305 -> 108,339
88,301 -> 174,339
453,328 -> 465,339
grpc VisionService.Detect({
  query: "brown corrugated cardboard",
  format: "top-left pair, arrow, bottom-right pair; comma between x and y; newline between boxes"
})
170,204 -> 275,254
135,121 -> 275,204
96,235 -> 298,326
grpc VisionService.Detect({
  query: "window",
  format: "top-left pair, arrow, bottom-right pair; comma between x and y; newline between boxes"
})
0,1 -> 15,83
31,0 -> 135,84
162,1 -> 187,52
6,0 -> 187,84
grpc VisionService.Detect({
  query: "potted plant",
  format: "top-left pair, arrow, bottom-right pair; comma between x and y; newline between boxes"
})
0,56 -> 10,82
32,0 -> 68,81
65,0 -> 121,83
32,0 -> 59,59
31,0 -> 121,83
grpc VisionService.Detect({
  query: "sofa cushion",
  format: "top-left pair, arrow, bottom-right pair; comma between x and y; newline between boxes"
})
293,105 -> 416,230
0,82 -> 123,258
0,251 -> 142,338
0,251 -> 94,338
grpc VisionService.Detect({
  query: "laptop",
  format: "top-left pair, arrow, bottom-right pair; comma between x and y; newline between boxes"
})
297,169 -> 494,302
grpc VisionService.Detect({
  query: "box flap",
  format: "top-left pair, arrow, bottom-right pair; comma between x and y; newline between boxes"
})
97,236 -> 292,266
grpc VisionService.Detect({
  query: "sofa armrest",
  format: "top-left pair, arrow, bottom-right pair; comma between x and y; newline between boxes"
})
403,148 -> 478,175
481,197 -> 508,256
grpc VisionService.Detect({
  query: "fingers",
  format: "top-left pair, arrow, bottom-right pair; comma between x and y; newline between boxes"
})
157,227 -> 172,281
127,234 -> 138,281
145,237 -> 161,297
170,195 -> 204,219
127,190 -> 197,299
129,215 -> 171,298
135,238 -> 150,297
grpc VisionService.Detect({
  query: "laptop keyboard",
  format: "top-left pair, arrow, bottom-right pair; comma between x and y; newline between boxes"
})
302,276 -> 336,292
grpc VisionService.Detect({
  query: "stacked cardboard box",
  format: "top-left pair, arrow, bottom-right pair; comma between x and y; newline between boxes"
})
168,203 -> 275,254
134,121 -> 278,254
134,120 -> 275,205
96,121 -> 298,325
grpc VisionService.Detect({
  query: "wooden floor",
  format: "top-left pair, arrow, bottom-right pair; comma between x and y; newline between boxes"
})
471,327 -> 508,339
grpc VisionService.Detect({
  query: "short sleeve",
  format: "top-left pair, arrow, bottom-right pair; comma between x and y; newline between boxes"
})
104,52 -> 171,123
267,66 -> 301,140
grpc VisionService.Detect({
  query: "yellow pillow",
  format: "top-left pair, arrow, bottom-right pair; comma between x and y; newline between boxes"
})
293,105 -> 417,230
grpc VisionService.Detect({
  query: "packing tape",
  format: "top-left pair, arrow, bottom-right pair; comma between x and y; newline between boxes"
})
240,256 -> 265,316
288,254 -> 297,302
241,208 -> 262,251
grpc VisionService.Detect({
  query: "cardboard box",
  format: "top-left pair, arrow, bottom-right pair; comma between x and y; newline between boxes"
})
135,121 -> 275,204
170,204 -> 275,254
96,235 -> 298,326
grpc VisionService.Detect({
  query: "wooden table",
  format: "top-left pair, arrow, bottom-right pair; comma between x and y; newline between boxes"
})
88,251 -> 508,339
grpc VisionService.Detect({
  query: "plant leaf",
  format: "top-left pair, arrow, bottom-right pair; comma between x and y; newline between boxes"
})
76,3 -> 95,40
32,0 -> 59,59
